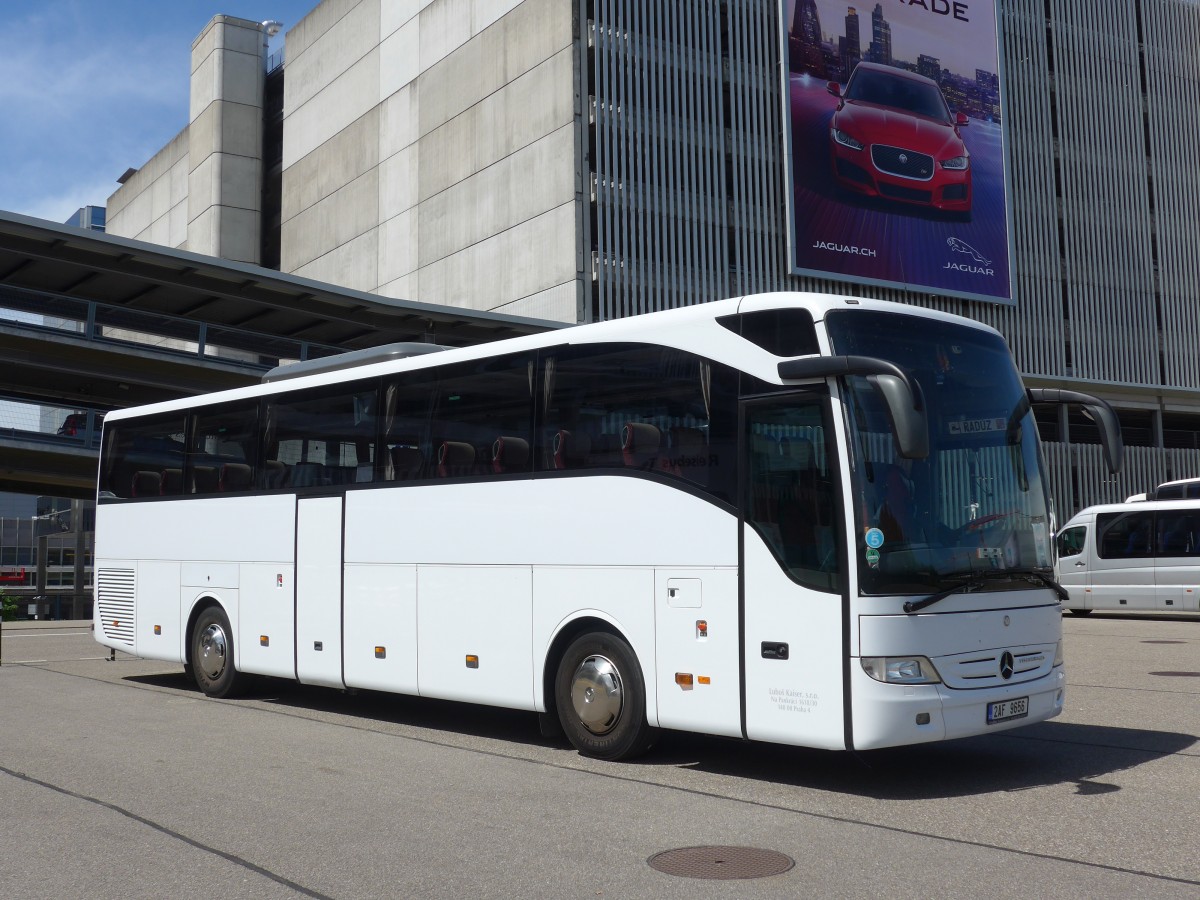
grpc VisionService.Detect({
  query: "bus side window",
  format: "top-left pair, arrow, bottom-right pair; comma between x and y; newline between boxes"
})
745,399 -> 839,593
540,343 -> 737,502
1096,511 -> 1154,559
190,401 -> 260,495
429,352 -> 534,479
99,415 -> 187,499
266,381 -> 379,490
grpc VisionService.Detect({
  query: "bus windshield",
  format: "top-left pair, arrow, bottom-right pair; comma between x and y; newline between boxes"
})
826,310 -> 1053,595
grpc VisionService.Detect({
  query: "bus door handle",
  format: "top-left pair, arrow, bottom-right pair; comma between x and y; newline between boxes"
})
1075,562 -> 1086,567
761,642 -> 789,660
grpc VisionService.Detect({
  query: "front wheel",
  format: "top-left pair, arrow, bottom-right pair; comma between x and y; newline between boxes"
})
554,632 -> 657,761
190,605 -> 251,698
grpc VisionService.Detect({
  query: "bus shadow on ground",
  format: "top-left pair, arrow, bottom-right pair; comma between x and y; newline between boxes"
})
649,722 -> 1198,801
126,671 -> 1195,800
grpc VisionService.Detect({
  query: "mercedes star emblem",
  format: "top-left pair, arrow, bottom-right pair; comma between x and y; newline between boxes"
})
1000,651 -> 1015,680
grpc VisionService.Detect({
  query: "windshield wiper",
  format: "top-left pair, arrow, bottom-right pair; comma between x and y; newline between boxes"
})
903,568 -> 1068,614
1016,569 -> 1070,604
903,578 -> 986,614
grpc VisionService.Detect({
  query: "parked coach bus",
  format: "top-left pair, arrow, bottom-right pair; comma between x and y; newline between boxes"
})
1055,499 -> 1200,615
93,292 -> 1122,759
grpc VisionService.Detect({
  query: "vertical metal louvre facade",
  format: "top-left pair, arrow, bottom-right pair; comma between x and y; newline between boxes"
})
582,0 -> 1200,517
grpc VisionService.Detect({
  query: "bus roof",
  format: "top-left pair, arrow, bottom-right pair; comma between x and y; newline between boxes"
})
102,292 -> 1004,423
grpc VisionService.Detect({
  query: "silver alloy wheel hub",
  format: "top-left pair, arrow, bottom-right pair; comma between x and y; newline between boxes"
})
198,623 -> 228,680
570,654 -> 623,735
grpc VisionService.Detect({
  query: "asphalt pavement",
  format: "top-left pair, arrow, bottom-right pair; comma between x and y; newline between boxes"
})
1,614 -> 1197,898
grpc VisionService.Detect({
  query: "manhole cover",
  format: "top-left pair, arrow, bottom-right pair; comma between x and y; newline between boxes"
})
648,846 -> 794,880
1149,671 -> 1200,677
1141,640 -> 1186,644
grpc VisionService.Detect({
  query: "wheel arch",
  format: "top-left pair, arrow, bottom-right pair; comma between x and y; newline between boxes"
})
184,594 -> 227,669
540,613 -> 657,726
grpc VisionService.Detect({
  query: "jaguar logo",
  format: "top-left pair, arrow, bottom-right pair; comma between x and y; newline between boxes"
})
1000,651 -> 1015,680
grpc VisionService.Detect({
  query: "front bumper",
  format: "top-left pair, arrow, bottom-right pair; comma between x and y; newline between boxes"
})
850,662 -> 1065,750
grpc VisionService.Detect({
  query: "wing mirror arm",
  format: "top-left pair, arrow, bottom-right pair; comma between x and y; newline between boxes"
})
1028,387 -> 1124,474
778,355 -> 929,459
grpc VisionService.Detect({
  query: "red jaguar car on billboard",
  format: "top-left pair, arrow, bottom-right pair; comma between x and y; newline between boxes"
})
827,62 -> 972,219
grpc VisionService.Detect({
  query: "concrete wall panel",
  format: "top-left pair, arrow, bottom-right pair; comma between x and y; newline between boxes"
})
417,0 -> 570,139
281,168 -> 380,272
284,48 -> 380,169
416,202 -> 575,310
282,107 -> 380,223
380,17 -> 420,101
377,209 -> 416,286
490,280 -> 576,322
416,47 -> 573,203
417,124 -> 573,266
379,85 -> 416,161
291,229 -> 380,293
287,0 -> 365,59
417,0 -> 473,73
379,145 -> 417,221
190,101 -> 264,164
286,0 -> 379,113
382,0 -> 433,40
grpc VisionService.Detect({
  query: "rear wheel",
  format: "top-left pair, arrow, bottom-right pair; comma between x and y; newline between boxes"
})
190,605 -> 251,698
554,632 -> 657,761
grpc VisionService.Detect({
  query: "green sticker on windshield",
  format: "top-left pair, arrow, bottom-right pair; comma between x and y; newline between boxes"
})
865,547 -> 880,568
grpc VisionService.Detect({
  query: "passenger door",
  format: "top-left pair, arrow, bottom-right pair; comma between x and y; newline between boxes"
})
295,495 -> 345,687
1152,507 -> 1200,612
741,393 -> 847,750
1055,523 -> 1090,609
1090,509 -> 1156,610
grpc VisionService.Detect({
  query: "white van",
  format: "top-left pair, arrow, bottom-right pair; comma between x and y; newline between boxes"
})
1125,476 -> 1200,502
1055,499 -> 1200,614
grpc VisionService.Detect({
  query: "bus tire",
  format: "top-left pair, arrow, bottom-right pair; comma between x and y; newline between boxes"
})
190,605 -> 251,698
554,631 -> 657,761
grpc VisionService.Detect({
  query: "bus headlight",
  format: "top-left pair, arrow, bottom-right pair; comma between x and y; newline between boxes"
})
1053,641 -> 1064,667
861,656 -> 941,684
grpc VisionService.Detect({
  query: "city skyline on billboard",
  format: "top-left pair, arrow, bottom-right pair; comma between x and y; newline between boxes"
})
780,1 -> 1014,304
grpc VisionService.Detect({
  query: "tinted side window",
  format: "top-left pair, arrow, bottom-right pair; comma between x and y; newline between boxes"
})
382,369 -> 437,482
429,353 -> 534,478
1096,511 -> 1155,560
1156,510 -> 1200,556
266,380 -> 380,489
99,414 -> 187,499
1056,525 -> 1087,559
541,343 -> 737,503
746,395 -> 840,592
189,402 -> 260,495
717,308 -> 819,357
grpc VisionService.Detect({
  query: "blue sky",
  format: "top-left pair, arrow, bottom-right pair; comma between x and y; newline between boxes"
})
0,1 -> 316,224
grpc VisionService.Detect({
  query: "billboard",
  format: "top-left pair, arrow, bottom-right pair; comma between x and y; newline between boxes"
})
780,1 -> 1013,304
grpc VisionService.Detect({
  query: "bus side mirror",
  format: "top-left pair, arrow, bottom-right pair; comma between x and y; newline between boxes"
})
778,355 -> 929,460
1028,387 -> 1124,474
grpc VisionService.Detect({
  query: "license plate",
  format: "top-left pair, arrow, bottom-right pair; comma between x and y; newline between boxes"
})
987,696 -> 1028,724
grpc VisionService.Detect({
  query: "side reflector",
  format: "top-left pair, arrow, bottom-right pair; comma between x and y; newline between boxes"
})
697,675 -> 711,685
466,654 -> 479,668
374,646 -> 386,659
260,635 -> 269,647
675,672 -> 693,687
696,620 -> 708,639
153,625 -> 162,636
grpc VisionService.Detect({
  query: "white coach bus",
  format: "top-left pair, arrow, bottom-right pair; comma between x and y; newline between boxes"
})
93,292 -> 1122,759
